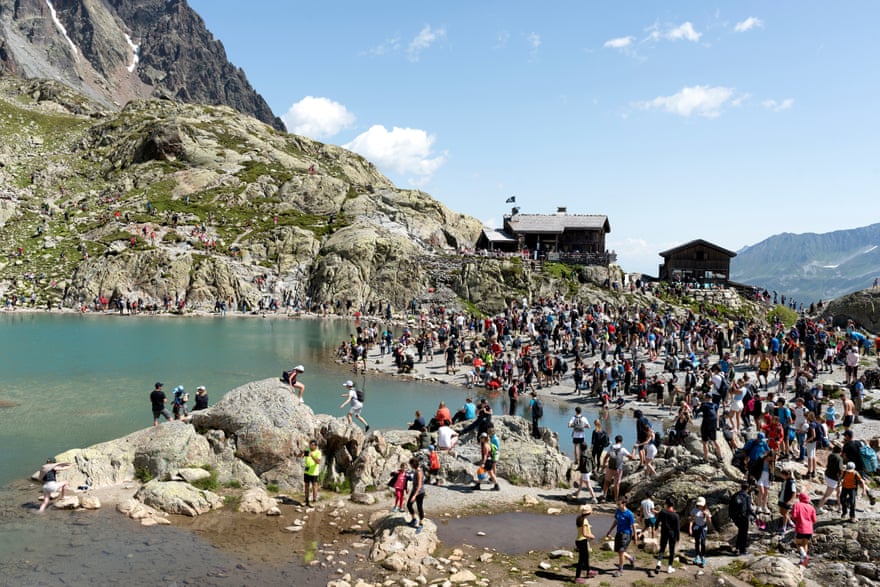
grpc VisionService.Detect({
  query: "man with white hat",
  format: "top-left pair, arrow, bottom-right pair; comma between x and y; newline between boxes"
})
340,380 -> 369,432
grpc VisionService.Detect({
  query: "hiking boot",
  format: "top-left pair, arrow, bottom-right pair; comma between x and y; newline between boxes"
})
364,425 -> 370,433
667,565 -> 675,573
492,484 -> 500,491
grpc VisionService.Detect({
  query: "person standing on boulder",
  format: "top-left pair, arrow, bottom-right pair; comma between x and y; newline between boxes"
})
150,382 -> 172,426
790,492 -> 816,566
528,391 -> 543,439
568,406 -> 590,463
407,457 -> 426,533
302,440 -> 322,507
340,380 -> 369,433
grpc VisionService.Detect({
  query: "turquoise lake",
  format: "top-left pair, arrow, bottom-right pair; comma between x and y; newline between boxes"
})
0,312 -> 639,488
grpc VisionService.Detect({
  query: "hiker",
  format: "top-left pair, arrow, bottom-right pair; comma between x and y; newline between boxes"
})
406,457 -> 426,533
777,468 -> 797,534
790,493 -> 816,566
689,496 -> 712,569
568,406 -> 590,463
656,497 -> 680,574
150,381 -> 172,426
573,504 -> 597,583
286,365 -> 305,397
37,458 -> 73,512
388,462 -> 409,512
840,461 -> 870,522
302,440 -> 322,507
602,434 -> 633,502
172,385 -> 188,420
474,432 -> 500,491
340,380 -> 369,432
604,497 -> 638,577
192,385 -> 209,411
569,448 -> 597,503
817,444 -> 844,513
729,481 -> 755,555
529,391 -> 543,439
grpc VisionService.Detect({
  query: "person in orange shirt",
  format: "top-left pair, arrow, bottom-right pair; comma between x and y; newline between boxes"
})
430,401 -> 452,431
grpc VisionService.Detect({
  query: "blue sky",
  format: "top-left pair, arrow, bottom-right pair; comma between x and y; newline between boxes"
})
188,1 -> 878,275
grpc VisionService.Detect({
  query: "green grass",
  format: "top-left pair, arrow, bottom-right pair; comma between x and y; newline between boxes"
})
190,465 -> 219,491
134,467 -> 154,483
266,482 -> 280,493
223,494 -> 241,508
767,305 -> 799,328
222,479 -> 243,489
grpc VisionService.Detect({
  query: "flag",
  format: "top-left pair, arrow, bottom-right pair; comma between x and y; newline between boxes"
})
505,196 -> 516,203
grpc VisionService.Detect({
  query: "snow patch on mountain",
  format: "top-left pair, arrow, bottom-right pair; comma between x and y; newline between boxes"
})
45,0 -> 79,60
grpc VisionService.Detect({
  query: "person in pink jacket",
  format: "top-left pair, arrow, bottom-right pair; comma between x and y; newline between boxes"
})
790,493 -> 816,567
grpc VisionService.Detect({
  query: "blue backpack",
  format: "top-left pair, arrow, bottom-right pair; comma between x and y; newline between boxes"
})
860,442 -> 878,474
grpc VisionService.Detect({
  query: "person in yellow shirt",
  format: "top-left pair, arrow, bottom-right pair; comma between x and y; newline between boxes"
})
574,504 -> 597,583
303,439 -> 322,507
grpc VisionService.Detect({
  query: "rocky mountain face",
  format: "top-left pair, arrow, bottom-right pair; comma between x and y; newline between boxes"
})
822,288 -> 880,333
0,0 -> 283,130
731,224 -> 880,304
0,77 -> 499,311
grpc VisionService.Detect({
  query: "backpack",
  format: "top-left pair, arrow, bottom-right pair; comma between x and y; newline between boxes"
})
578,451 -> 594,474
814,421 -> 830,449
594,430 -> 610,452
718,376 -> 730,397
652,430 -> 663,448
731,448 -> 747,472
429,451 -> 441,472
607,447 -> 622,470
729,491 -> 749,521
281,370 -> 293,383
860,442 -> 879,474
355,388 -> 365,403
533,399 -> 544,419
573,415 -> 586,432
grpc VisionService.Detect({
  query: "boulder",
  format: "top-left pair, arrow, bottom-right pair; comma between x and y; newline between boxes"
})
53,496 -> 80,510
238,487 -> 277,514
135,480 -> 223,517
369,512 -> 439,575
80,495 -> 102,509
176,468 -> 212,483
737,555 -> 804,587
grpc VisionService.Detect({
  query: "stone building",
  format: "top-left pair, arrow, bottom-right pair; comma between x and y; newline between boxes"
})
658,239 -> 737,284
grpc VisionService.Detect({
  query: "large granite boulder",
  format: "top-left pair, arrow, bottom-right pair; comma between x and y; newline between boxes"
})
812,519 -> 880,561
823,289 -> 880,332
51,421 -> 215,489
135,480 -> 223,517
369,510 -> 439,575
735,555 -> 804,587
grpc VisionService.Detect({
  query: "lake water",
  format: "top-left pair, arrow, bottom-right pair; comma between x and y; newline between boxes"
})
0,312 -> 643,584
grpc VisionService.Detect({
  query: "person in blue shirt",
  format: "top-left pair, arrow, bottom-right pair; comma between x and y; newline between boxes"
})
604,497 -> 638,577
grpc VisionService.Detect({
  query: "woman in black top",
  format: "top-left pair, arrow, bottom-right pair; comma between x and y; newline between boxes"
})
656,497 -> 680,573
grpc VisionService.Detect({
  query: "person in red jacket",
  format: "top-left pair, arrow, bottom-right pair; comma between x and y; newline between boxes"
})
790,493 -> 816,566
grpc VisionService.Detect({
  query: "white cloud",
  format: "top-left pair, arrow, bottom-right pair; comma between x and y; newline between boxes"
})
344,125 -> 446,184
762,98 -> 794,112
407,25 -> 445,62
734,17 -> 764,33
604,36 -> 635,49
668,22 -> 702,42
527,32 -> 542,49
645,21 -> 702,43
282,96 -> 356,139
639,85 -> 735,118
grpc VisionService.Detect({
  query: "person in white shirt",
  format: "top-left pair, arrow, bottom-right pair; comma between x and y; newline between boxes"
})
568,406 -> 591,463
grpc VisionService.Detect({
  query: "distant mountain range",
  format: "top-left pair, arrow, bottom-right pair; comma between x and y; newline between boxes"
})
730,224 -> 880,304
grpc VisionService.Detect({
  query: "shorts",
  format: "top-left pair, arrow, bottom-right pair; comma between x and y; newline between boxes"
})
614,531 -> 632,552
758,370 -> 769,378
824,476 -> 838,490
701,426 -> 717,442
152,408 -> 172,420
573,437 -> 585,446
643,516 -> 658,529
805,442 -> 816,459
795,533 -> 812,541
778,502 -> 791,511
349,405 -> 363,417
304,474 -> 319,483
843,415 -> 854,428
757,471 -> 771,488
730,400 -> 744,413
42,481 -> 62,495
645,443 -> 657,460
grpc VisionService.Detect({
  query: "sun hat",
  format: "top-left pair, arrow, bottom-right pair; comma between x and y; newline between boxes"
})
696,496 -> 706,506
343,380 -> 354,387
580,504 -> 593,515
294,365 -> 305,372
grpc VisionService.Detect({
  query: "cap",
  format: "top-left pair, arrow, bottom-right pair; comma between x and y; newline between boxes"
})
294,365 -> 305,372
696,496 -> 706,506
580,504 -> 593,515
757,432 -> 765,440
428,445 -> 435,451
847,461 -> 856,470
174,385 -> 184,393
480,432 -> 488,438
155,382 -> 163,388
343,380 -> 354,387
197,385 -> 206,391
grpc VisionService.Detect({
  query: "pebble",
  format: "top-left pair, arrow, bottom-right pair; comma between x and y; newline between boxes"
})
476,531 -> 486,536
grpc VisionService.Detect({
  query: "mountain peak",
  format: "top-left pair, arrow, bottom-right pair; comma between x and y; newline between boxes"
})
0,0 -> 284,130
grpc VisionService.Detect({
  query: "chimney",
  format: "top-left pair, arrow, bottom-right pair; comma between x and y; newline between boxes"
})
556,206 -> 567,215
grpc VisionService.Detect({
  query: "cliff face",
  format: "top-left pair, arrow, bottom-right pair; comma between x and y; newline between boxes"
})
0,0 -> 284,130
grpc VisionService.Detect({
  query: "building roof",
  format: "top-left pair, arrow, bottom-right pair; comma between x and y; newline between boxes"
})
505,214 -> 610,234
659,239 -> 738,259
480,227 -> 517,243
